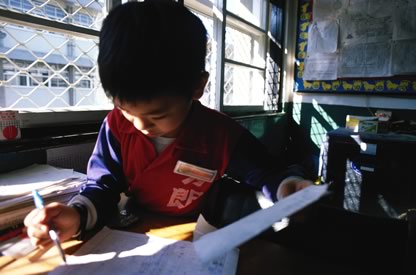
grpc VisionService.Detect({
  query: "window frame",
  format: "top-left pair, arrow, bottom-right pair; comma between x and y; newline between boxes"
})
186,0 -> 285,115
0,5 -> 108,128
0,0 -> 286,130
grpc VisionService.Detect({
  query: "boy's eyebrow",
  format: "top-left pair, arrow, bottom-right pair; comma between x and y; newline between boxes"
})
140,108 -> 166,115
113,100 -> 167,115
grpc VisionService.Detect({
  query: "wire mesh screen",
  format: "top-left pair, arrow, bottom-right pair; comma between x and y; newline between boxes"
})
0,0 -> 110,110
46,142 -> 94,173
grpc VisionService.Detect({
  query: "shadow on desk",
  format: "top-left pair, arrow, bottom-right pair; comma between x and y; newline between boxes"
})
201,177 -> 410,275
265,204 -> 409,275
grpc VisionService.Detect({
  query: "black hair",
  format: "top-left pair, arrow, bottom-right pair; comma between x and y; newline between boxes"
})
98,0 -> 207,102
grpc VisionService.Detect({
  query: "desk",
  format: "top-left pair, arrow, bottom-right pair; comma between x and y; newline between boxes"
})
323,128 -> 416,217
0,211 -> 369,275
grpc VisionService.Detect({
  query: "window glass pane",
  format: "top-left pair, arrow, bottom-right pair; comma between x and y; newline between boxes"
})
270,2 -> 283,45
265,54 -> 279,111
227,0 -> 267,30
0,23 -> 109,110
189,9 -> 216,109
2,0 -> 105,31
223,63 -> 264,106
22,0 -> 32,9
184,0 -> 279,112
9,0 -> 22,10
225,23 -> 266,68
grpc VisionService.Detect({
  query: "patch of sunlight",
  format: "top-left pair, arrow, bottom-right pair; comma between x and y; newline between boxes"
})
293,103 -> 302,124
312,98 -> 338,129
311,116 -> 327,147
67,252 -> 117,265
377,194 -> 399,218
118,239 -> 177,258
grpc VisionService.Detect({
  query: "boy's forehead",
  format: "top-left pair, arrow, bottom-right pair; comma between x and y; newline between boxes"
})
113,95 -> 188,113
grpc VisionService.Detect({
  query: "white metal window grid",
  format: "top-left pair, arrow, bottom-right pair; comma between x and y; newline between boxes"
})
0,0 -> 110,125
4,62 -> 91,88
190,8 -> 216,110
1,0 -> 99,28
186,0 -> 280,113
0,0 -> 282,128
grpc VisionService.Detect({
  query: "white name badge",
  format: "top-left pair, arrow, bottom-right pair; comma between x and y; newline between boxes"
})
174,161 -> 217,183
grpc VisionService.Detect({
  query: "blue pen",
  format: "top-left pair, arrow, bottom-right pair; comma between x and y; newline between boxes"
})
32,190 -> 67,264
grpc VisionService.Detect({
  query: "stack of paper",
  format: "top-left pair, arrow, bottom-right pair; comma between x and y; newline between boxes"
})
0,164 -> 86,231
50,227 -> 239,275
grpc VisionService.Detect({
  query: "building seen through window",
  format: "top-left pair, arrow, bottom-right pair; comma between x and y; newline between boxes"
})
186,0 -> 283,112
0,0 -> 109,110
0,0 -> 285,126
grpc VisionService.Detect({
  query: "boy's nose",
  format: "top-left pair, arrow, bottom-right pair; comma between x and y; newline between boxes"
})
134,117 -> 153,131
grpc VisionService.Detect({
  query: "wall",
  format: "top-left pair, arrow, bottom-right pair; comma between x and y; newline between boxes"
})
286,99 -> 416,156
282,0 -> 416,155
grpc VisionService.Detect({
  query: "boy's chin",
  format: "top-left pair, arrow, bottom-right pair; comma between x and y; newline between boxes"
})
142,131 -> 160,138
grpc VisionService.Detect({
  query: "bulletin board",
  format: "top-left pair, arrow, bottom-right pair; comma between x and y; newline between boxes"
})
294,0 -> 416,94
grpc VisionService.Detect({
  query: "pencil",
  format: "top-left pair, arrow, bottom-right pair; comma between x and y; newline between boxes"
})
32,190 -> 67,264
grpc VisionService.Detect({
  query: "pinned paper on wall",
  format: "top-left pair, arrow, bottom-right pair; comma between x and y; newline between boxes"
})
295,0 -> 416,94
0,111 -> 20,141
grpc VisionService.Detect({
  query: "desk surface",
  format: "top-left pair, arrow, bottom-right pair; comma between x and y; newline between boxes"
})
0,212 -> 367,275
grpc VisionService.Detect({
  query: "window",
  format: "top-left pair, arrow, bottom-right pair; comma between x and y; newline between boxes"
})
0,0 -> 110,126
186,0 -> 284,113
0,0 -> 285,129
73,13 -> 93,27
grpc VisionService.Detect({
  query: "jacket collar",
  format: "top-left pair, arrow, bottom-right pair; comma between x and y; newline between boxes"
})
174,100 -> 209,155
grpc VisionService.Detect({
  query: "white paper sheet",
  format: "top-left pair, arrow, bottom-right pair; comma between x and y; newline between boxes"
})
49,227 -> 239,275
0,164 -> 86,230
347,0 -> 394,18
307,20 -> 339,54
194,184 -> 328,263
0,164 -> 84,199
303,53 -> 338,80
393,0 -> 416,40
313,0 -> 348,21
338,42 -> 392,77
392,39 -> 416,74
305,0 -> 415,82
340,14 -> 392,45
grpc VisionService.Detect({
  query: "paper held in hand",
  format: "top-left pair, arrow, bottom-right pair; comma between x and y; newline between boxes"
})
193,184 -> 329,263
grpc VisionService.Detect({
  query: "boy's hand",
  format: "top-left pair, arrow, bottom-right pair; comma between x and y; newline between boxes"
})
276,177 -> 313,200
276,177 -> 315,224
24,202 -> 80,248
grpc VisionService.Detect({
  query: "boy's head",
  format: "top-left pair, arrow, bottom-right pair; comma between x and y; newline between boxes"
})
98,0 -> 208,103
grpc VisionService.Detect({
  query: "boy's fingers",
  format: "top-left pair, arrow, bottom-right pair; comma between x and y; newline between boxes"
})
297,180 -> 313,191
24,209 -> 41,226
38,239 -> 53,249
29,235 -> 53,248
278,184 -> 296,199
24,203 -> 64,227
27,226 -> 52,248
26,224 -> 49,239
44,202 -> 63,214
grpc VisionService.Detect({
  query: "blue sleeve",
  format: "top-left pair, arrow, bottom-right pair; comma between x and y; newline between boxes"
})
79,118 -> 127,228
225,129 -> 307,202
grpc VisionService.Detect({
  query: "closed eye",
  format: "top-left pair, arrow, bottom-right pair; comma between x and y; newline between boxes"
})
152,115 -> 167,120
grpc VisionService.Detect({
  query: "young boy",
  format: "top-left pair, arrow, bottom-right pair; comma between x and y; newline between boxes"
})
24,0 -> 313,247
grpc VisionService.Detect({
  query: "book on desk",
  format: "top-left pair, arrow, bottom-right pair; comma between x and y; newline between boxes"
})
0,164 -> 86,256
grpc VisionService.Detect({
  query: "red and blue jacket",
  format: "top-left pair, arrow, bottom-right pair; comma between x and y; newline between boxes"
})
79,101 -> 306,228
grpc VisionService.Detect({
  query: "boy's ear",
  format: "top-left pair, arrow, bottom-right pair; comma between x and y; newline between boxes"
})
192,71 -> 209,100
